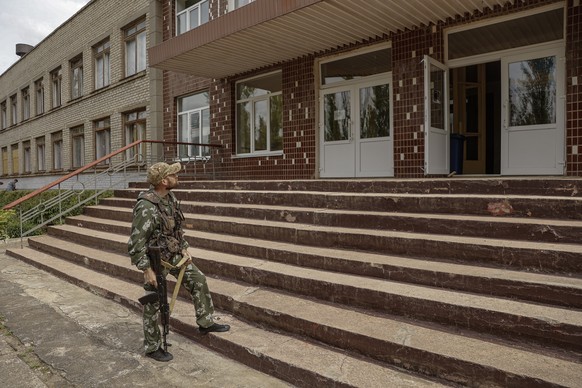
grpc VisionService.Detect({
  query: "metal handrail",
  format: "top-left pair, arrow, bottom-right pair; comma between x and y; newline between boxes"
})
2,139 -> 222,243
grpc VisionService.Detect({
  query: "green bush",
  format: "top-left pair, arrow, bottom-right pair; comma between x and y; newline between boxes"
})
0,189 -> 113,239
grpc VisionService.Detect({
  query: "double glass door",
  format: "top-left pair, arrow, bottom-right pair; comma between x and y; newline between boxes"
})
320,76 -> 393,177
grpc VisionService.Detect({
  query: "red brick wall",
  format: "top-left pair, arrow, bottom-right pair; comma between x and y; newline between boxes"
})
566,0 -> 582,175
392,25 -> 443,177
160,0 -> 576,179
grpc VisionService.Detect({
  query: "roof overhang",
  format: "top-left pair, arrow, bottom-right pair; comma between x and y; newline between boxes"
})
149,0 -> 514,79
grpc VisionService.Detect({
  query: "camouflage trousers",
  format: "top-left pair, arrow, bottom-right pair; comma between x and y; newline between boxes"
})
142,257 -> 215,353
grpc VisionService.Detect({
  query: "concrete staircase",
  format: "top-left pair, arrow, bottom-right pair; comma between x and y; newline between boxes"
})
7,178 -> 582,387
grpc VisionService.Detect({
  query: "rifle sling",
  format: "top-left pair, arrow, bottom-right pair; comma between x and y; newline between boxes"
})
161,255 -> 189,315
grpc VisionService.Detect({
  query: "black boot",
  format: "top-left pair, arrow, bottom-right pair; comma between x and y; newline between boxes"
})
199,323 -> 230,334
146,348 -> 173,362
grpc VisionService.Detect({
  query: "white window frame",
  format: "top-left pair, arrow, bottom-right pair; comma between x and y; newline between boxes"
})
176,0 -> 210,35
35,79 -> 44,115
23,142 -> 31,173
94,39 -> 110,89
70,56 -> 84,100
228,0 -> 254,11
177,92 -> 210,160
36,137 -> 46,172
22,87 -> 30,121
71,125 -> 85,168
51,68 -> 62,108
235,71 -> 283,157
10,95 -> 17,125
1,101 -> 6,129
52,132 -> 63,170
124,20 -> 147,77
95,117 -> 111,164
124,109 -> 147,161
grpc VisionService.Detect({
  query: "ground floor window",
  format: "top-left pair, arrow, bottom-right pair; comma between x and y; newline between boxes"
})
23,141 -> 31,173
36,137 -> 45,172
52,131 -> 63,170
95,117 -> 111,164
125,109 -> 146,162
1,148 -> 7,175
236,71 -> 283,155
71,125 -> 85,168
177,92 -> 210,159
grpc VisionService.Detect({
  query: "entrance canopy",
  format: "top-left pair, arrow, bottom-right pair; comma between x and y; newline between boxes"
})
149,0 -> 514,79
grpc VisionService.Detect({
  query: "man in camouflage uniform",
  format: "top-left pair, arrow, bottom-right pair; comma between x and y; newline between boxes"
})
128,162 -> 230,362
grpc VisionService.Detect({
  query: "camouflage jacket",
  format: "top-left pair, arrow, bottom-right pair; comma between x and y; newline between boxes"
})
127,189 -> 188,270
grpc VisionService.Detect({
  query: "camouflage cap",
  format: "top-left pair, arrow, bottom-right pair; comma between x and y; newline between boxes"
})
147,162 -> 181,185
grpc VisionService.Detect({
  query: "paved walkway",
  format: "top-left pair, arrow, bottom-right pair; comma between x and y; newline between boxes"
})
0,240 -> 291,388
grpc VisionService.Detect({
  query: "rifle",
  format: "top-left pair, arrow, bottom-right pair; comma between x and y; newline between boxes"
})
138,246 -> 170,352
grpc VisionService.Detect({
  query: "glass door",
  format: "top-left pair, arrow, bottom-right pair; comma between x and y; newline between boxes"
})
501,47 -> 564,175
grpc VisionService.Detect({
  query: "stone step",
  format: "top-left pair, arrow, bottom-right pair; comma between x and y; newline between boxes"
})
128,178 -> 582,197
72,210 -> 582,276
78,207 -> 582,308
9,237 -> 582,387
115,188 -> 582,220
95,198 -> 582,244
6,245 -> 438,388
39,224 -> 582,354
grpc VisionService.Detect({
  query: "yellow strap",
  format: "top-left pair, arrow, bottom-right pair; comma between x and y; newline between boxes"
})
168,255 -> 189,315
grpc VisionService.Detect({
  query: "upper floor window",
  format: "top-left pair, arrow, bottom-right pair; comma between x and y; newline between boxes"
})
177,92 -> 210,159
176,0 -> 209,35
22,87 -> 30,121
0,101 -> 6,129
124,109 -> 147,161
70,56 -> 84,100
51,67 -> 62,108
124,19 -> 146,76
94,39 -> 110,89
10,95 -> 17,125
236,71 -> 283,155
35,79 -> 44,115
229,0 -> 254,11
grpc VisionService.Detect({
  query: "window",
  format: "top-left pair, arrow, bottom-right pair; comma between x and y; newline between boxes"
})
23,141 -> 31,173
1,101 -> 6,129
71,125 -> 85,168
70,56 -> 84,99
124,19 -> 146,76
52,131 -> 63,170
10,95 -> 17,125
1,148 -> 8,175
22,87 -> 30,121
35,79 -> 44,115
36,136 -> 46,171
51,67 -> 62,108
177,92 -> 210,159
236,72 -> 283,155
229,0 -> 254,10
94,39 -> 110,89
94,117 -> 111,164
176,0 -> 209,35
11,144 -> 19,174
124,109 -> 147,161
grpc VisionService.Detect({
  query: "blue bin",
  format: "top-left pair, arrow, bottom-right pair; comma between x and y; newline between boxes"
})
450,134 -> 465,174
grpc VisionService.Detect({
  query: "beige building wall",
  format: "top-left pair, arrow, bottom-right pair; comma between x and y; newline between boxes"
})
0,0 -> 162,184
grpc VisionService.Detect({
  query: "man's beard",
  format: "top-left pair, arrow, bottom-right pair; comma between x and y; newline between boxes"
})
166,180 -> 179,190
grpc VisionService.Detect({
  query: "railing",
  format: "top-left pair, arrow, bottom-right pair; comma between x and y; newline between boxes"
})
2,140 -> 222,244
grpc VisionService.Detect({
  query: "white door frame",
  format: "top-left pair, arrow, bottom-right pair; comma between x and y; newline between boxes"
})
319,73 -> 394,178
423,55 -> 450,175
500,45 -> 565,175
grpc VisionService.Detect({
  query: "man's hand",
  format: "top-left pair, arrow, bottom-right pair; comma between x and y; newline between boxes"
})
143,267 -> 158,288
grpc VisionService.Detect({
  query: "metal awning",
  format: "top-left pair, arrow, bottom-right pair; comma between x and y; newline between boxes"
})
149,0 -> 514,79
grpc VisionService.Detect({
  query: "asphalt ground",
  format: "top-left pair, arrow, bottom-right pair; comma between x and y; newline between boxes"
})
0,239 -> 291,388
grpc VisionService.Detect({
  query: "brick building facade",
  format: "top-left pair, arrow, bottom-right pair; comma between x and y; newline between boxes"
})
152,0 -> 581,179
0,0 -> 163,189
